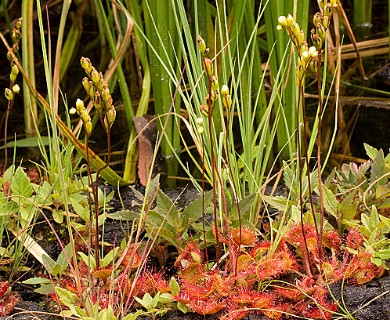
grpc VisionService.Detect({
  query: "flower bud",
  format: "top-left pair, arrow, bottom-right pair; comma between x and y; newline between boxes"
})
82,77 -> 90,93
12,84 -> 20,93
197,35 -> 207,54
101,84 -> 110,103
197,126 -> 204,134
80,109 -> 90,123
90,68 -> 100,85
199,104 -> 209,117
204,58 -> 213,78
80,57 -> 93,75
11,28 -> 21,44
297,30 -> 305,46
316,24 -> 327,41
291,22 -> 301,38
15,18 -> 23,30
85,120 -> 92,135
322,14 -> 329,28
76,98 -> 84,113
278,16 -> 287,27
286,14 -> 294,27
313,12 -> 322,28
308,46 -> 318,57
223,94 -> 232,109
94,91 -> 102,114
276,25 -> 283,31
211,76 -> 219,91
4,88 -> 14,100
324,3 -> 333,17
96,76 -> 104,92
69,107 -> 76,115
221,85 -> 229,96
196,117 -> 204,125
106,106 -> 116,126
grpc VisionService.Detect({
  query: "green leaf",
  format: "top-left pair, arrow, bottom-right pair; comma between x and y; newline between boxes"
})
322,185 -> 338,219
22,277 -> 51,285
55,287 -> 79,308
101,247 -> 119,268
122,310 -> 144,320
78,252 -> 96,269
177,301 -> 189,313
169,276 -> 180,296
375,249 -> 390,260
156,189 -> 179,225
364,143 -> 379,161
70,197 -> 90,222
12,167 -> 33,197
106,210 -> 139,221
159,292 -> 174,304
42,254 -> 56,273
181,190 -> 213,227
0,136 -> 50,149
54,243 -> 73,276
230,193 -> 257,224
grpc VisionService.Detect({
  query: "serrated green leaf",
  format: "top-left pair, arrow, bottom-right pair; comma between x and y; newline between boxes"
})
12,167 -> 33,197
156,189 -> 179,225
322,185 -> 338,219
181,190 -> 213,227
230,193 -> 257,223
70,197 -> 90,222
364,143 -> 379,161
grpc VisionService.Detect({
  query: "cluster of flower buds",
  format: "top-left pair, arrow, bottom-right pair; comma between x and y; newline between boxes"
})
311,0 -> 338,51
78,57 -> 116,131
197,35 -> 222,117
196,117 -> 204,134
4,18 -> 22,101
277,14 -> 319,84
70,99 -> 92,135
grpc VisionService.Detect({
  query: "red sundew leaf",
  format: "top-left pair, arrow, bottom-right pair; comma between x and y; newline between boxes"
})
91,267 -> 112,281
0,281 -> 9,298
231,227 -> 257,246
345,228 -> 364,249
273,286 -> 304,301
187,298 -> 226,315
0,292 -> 19,316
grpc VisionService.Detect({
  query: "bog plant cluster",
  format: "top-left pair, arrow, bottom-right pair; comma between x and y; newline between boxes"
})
0,0 -> 389,319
